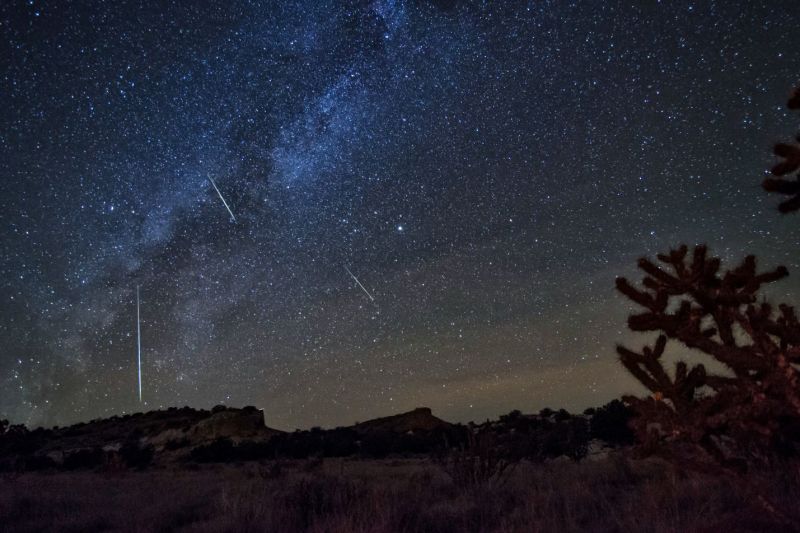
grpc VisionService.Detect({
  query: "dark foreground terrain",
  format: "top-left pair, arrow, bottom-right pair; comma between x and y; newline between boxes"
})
2,405 -> 799,531
2,455 -> 799,533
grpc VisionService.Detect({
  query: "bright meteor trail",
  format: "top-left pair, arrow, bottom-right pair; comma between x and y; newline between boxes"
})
207,176 -> 237,223
136,285 -> 142,403
6,0 -> 799,434
344,266 -> 375,302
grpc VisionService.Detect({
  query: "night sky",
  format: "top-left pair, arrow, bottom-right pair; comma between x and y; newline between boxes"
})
2,1 -> 800,430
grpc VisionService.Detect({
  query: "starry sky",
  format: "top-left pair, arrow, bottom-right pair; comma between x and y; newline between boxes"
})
2,1 -> 800,430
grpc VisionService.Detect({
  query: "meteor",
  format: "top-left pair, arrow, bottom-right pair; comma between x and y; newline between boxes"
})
136,285 -> 142,403
207,175 -> 237,223
344,265 -> 375,302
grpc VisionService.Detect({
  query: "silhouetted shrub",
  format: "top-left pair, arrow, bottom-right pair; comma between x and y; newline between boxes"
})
764,85 -> 800,212
164,438 -> 190,451
616,245 -> 800,526
24,454 -> 57,471
590,400 -> 635,446
189,438 -> 236,463
616,245 -> 800,468
233,440 -> 273,461
0,425 -> 51,460
120,441 -> 154,469
437,431 -> 515,489
542,419 -> 589,461
63,448 -> 104,470
500,410 -> 522,423
321,428 -> 359,457
554,409 -> 572,422
361,431 -> 392,458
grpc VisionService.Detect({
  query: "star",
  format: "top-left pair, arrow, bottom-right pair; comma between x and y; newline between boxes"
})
1,1 -> 798,430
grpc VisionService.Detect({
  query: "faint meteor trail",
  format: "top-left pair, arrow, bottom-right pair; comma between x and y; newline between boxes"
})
136,285 -> 142,403
207,175 -> 237,222
344,266 -> 375,302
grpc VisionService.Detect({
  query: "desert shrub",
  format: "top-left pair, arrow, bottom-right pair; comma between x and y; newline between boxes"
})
541,418 -> 589,461
590,399 -> 635,446
763,85 -> 800,212
320,428 -> 358,457
189,438 -> 236,463
23,454 -> 57,471
393,432 -> 434,455
164,437 -> 190,451
275,474 -> 366,530
437,431 -> 516,489
231,440 -> 272,461
257,461 -> 285,479
360,430 -> 392,458
186,438 -> 278,463
499,410 -> 522,423
616,245 -> 800,527
303,456 -> 325,472
120,441 -> 154,469
554,409 -> 572,422
63,448 -> 104,470
0,426 -> 50,459
616,246 -> 800,470
261,434 -> 296,459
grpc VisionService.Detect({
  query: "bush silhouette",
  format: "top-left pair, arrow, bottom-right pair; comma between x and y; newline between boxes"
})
541,418 -> 589,461
590,400 -> 635,446
189,438 -> 237,463
63,448 -> 104,470
764,85 -> 800,212
120,440 -> 154,469
23,454 -> 57,471
616,245 -> 799,470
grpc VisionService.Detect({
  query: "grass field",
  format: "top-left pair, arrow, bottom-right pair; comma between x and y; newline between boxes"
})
2,453 -> 799,532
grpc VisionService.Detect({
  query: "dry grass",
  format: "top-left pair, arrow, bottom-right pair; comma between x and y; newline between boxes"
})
0,454 -> 797,532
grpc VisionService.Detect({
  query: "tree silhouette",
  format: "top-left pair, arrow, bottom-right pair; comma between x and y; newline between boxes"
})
615,245 -> 800,524
764,85 -> 800,212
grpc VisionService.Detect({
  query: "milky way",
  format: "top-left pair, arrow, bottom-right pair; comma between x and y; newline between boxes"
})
2,1 -> 800,429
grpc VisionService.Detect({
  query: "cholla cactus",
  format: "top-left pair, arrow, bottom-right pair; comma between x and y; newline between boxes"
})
616,244 -> 800,472
763,85 -> 800,212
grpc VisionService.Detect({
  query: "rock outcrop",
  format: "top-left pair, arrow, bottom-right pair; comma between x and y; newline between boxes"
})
13,406 -> 282,465
353,407 -> 450,434
186,406 -> 273,443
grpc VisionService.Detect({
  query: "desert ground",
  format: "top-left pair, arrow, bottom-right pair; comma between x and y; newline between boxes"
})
2,454 -> 798,533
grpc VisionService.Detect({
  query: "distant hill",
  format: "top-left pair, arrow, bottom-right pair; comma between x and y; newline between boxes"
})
0,401 -> 635,470
353,407 -> 450,434
0,405 -> 282,470
43,405 -> 281,452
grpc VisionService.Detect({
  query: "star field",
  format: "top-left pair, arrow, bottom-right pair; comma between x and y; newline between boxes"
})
2,1 -> 800,429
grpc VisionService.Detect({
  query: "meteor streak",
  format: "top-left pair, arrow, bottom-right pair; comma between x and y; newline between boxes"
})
207,175 -> 237,222
136,285 -> 142,403
344,266 -> 375,302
